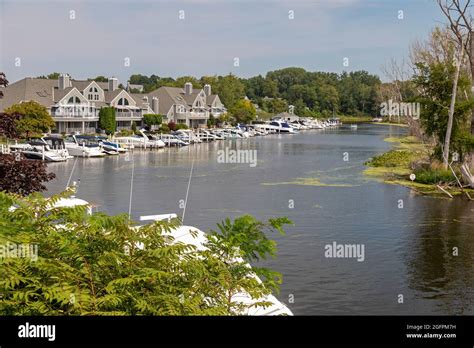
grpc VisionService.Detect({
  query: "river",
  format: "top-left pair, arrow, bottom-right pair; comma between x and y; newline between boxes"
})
46,124 -> 474,315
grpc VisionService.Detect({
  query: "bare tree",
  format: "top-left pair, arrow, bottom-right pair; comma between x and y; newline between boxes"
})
436,0 -> 472,169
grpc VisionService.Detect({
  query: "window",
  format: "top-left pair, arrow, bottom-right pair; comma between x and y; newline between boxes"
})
118,98 -> 129,106
67,96 -> 81,104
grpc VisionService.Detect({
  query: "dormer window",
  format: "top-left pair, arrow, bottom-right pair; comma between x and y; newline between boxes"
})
118,97 -> 129,106
67,96 -> 81,104
87,86 -> 100,101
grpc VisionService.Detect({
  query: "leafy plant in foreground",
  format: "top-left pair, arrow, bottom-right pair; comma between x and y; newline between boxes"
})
0,190 -> 292,315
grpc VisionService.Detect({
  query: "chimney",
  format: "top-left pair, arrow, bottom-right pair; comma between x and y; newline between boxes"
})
184,82 -> 193,96
204,84 -> 211,97
108,77 -> 118,92
152,97 -> 159,114
58,73 -> 70,90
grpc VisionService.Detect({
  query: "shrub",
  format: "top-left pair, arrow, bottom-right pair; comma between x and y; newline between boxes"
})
414,168 -> 456,185
175,124 -> 188,130
159,125 -> 170,133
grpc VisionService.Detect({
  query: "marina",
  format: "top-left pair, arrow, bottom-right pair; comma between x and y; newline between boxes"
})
43,124 -> 474,315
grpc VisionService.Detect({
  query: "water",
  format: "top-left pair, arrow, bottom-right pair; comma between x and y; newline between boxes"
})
46,124 -> 474,315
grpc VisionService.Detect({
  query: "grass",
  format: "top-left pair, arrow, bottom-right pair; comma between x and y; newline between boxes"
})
338,115 -> 373,123
363,135 -> 474,197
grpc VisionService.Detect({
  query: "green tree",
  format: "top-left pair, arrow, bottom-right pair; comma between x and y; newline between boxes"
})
98,107 -> 116,135
143,114 -> 162,129
0,189 -> 291,315
413,61 -> 474,161
90,76 -> 108,82
5,101 -> 55,138
230,99 -> 256,124
131,121 -> 137,133
214,74 -> 245,109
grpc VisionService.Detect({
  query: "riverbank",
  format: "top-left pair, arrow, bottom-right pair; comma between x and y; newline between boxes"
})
364,135 -> 474,198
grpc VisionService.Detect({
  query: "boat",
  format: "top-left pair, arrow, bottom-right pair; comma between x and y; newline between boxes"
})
50,196 -> 293,316
9,142 -> 70,162
113,130 -> 165,149
156,134 -> 189,147
174,129 -> 202,144
64,135 -> 106,157
268,120 -> 297,133
350,124 -> 358,130
97,136 -> 127,153
196,130 -> 217,142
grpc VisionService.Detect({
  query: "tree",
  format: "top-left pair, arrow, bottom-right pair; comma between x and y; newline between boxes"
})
413,61 -> 474,161
230,99 -> 256,124
0,154 -> 55,195
98,107 -> 116,135
131,121 -> 137,133
143,114 -> 162,129
436,0 -> 474,166
0,189 -> 292,315
0,72 -> 8,99
0,113 -> 21,139
213,74 -> 245,109
4,101 -> 55,138
90,76 -> 108,82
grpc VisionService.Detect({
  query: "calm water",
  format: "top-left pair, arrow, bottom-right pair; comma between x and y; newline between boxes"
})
46,124 -> 474,315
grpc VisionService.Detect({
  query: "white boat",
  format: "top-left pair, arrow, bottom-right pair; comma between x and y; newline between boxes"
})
9,142 -> 70,162
51,196 -> 293,316
97,136 -> 127,153
196,130 -> 217,142
174,129 -> 201,144
269,120 -> 297,133
64,135 -> 106,157
156,134 -> 189,147
113,130 -> 165,149
350,124 -> 358,130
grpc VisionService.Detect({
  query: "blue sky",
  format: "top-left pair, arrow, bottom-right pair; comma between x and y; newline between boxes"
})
0,0 -> 444,84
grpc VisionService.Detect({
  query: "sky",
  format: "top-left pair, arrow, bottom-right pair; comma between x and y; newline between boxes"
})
0,0 -> 445,84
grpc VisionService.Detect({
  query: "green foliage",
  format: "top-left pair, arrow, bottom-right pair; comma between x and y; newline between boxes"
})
89,76 -> 108,82
414,168 -> 456,185
175,124 -> 188,130
98,107 -> 116,135
365,150 -> 414,168
118,129 -> 134,137
4,101 -> 55,138
131,121 -> 137,133
413,61 -> 474,160
159,124 -> 170,133
143,114 -> 162,127
262,98 -> 287,114
0,190 -> 291,315
230,99 -> 256,124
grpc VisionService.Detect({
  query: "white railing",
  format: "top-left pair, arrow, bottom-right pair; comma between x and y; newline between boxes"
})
176,111 -> 209,119
116,111 -> 142,119
52,107 -> 98,118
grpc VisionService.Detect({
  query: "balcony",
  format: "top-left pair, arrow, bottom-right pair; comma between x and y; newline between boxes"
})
176,111 -> 209,119
115,110 -> 142,119
51,106 -> 98,119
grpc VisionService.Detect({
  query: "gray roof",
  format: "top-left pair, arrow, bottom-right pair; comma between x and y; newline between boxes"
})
0,78 -> 56,109
1,78 -> 226,115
